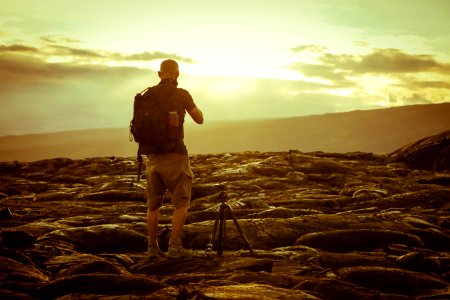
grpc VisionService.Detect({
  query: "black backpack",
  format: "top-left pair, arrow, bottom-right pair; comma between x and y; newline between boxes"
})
129,86 -> 179,179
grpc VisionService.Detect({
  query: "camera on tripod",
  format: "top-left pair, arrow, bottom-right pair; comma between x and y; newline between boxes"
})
206,184 -> 253,256
215,184 -> 228,202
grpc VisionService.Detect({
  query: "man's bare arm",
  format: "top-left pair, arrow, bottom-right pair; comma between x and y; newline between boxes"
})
188,107 -> 204,124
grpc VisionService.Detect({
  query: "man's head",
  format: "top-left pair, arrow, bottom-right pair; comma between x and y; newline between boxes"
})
159,59 -> 179,80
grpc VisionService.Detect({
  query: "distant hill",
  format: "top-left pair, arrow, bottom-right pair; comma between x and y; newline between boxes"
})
1,103 -> 449,162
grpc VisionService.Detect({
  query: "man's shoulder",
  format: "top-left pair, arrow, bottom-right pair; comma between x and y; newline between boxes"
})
152,84 -> 190,96
175,87 -> 191,96
174,87 -> 194,103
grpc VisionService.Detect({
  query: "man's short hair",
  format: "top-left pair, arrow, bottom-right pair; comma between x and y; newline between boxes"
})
160,59 -> 179,74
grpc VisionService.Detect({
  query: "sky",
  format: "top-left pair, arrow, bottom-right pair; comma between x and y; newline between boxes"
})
1,0 -> 449,135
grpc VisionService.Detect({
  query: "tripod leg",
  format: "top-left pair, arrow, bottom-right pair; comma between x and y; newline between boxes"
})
222,209 -> 227,253
225,205 -> 254,254
223,211 -> 227,237
207,205 -> 222,255
217,204 -> 226,256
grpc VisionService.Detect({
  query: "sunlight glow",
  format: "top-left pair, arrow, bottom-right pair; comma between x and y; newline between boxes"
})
324,88 -> 355,97
209,78 -> 249,96
351,75 -> 401,96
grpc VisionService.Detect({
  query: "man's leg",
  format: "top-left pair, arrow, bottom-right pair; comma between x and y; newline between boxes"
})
169,206 -> 188,246
147,207 -> 159,247
165,154 -> 193,257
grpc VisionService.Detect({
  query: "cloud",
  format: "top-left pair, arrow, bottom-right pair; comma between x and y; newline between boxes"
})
290,47 -> 450,84
0,52 -> 149,90
0,49 -> 365,135
44,43 -> 194,63
291,45 -> 327,53
0,44 -> 39,52
118,51 -> 194,63
40,34 -> 81,44
290,62 -> 355,88
0,38 -> 197,135
0,40 -> 195,89
0,54 -> 49,86
288,46 -> 450,107
1,35 -> 448,135
289,46 -> 450,86
0,54 -> 154,135
322,48 -> 450,74
387,92 -> 434,106
0,40 -> 195,65
49,45 -> 105,58
46,45 -> 194,63
407,81 -> 450,90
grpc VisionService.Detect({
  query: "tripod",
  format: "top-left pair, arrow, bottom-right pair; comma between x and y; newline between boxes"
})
206,185 -> 254,256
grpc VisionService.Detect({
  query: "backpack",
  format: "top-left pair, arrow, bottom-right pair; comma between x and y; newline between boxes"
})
129,86 -> 180,179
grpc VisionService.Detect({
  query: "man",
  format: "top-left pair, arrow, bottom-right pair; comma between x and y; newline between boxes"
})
146,59 -> 203,258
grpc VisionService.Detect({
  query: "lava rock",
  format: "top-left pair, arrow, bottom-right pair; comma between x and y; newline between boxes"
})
38,224 -> 147,254
337,266 -> 448,295
389,130 -> 450,170
295,229 -> 423,252
38,273 -> 166,299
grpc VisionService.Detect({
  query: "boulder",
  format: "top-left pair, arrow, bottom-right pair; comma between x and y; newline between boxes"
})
38,274 -> 166,299
316,252 -> 396,270
34,191 -> 74,201
0,257 -> 50,296
395,252 -> 442,273
37,224 -> 147,253
0,161 -> 23,174
75,190 -> 145,202
0,207 -> 13,219
1,229 -> 36,249
337,266 -> 448,295
187,283 -> 320,300
296,279 -> 412,300
56,259 -> 129,278
131,257 -> 273,276
295,229 -> 423,252
0,289 -> 35,300
27,157 -> 74,174
389,130 -> 450,170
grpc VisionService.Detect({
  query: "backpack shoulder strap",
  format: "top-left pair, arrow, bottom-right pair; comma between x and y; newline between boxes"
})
134,85 -> 178,115
165,86 -> 178,110
140,86 -> 151,95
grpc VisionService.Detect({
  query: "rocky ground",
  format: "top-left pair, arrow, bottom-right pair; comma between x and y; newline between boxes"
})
0,131 -> 449,299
